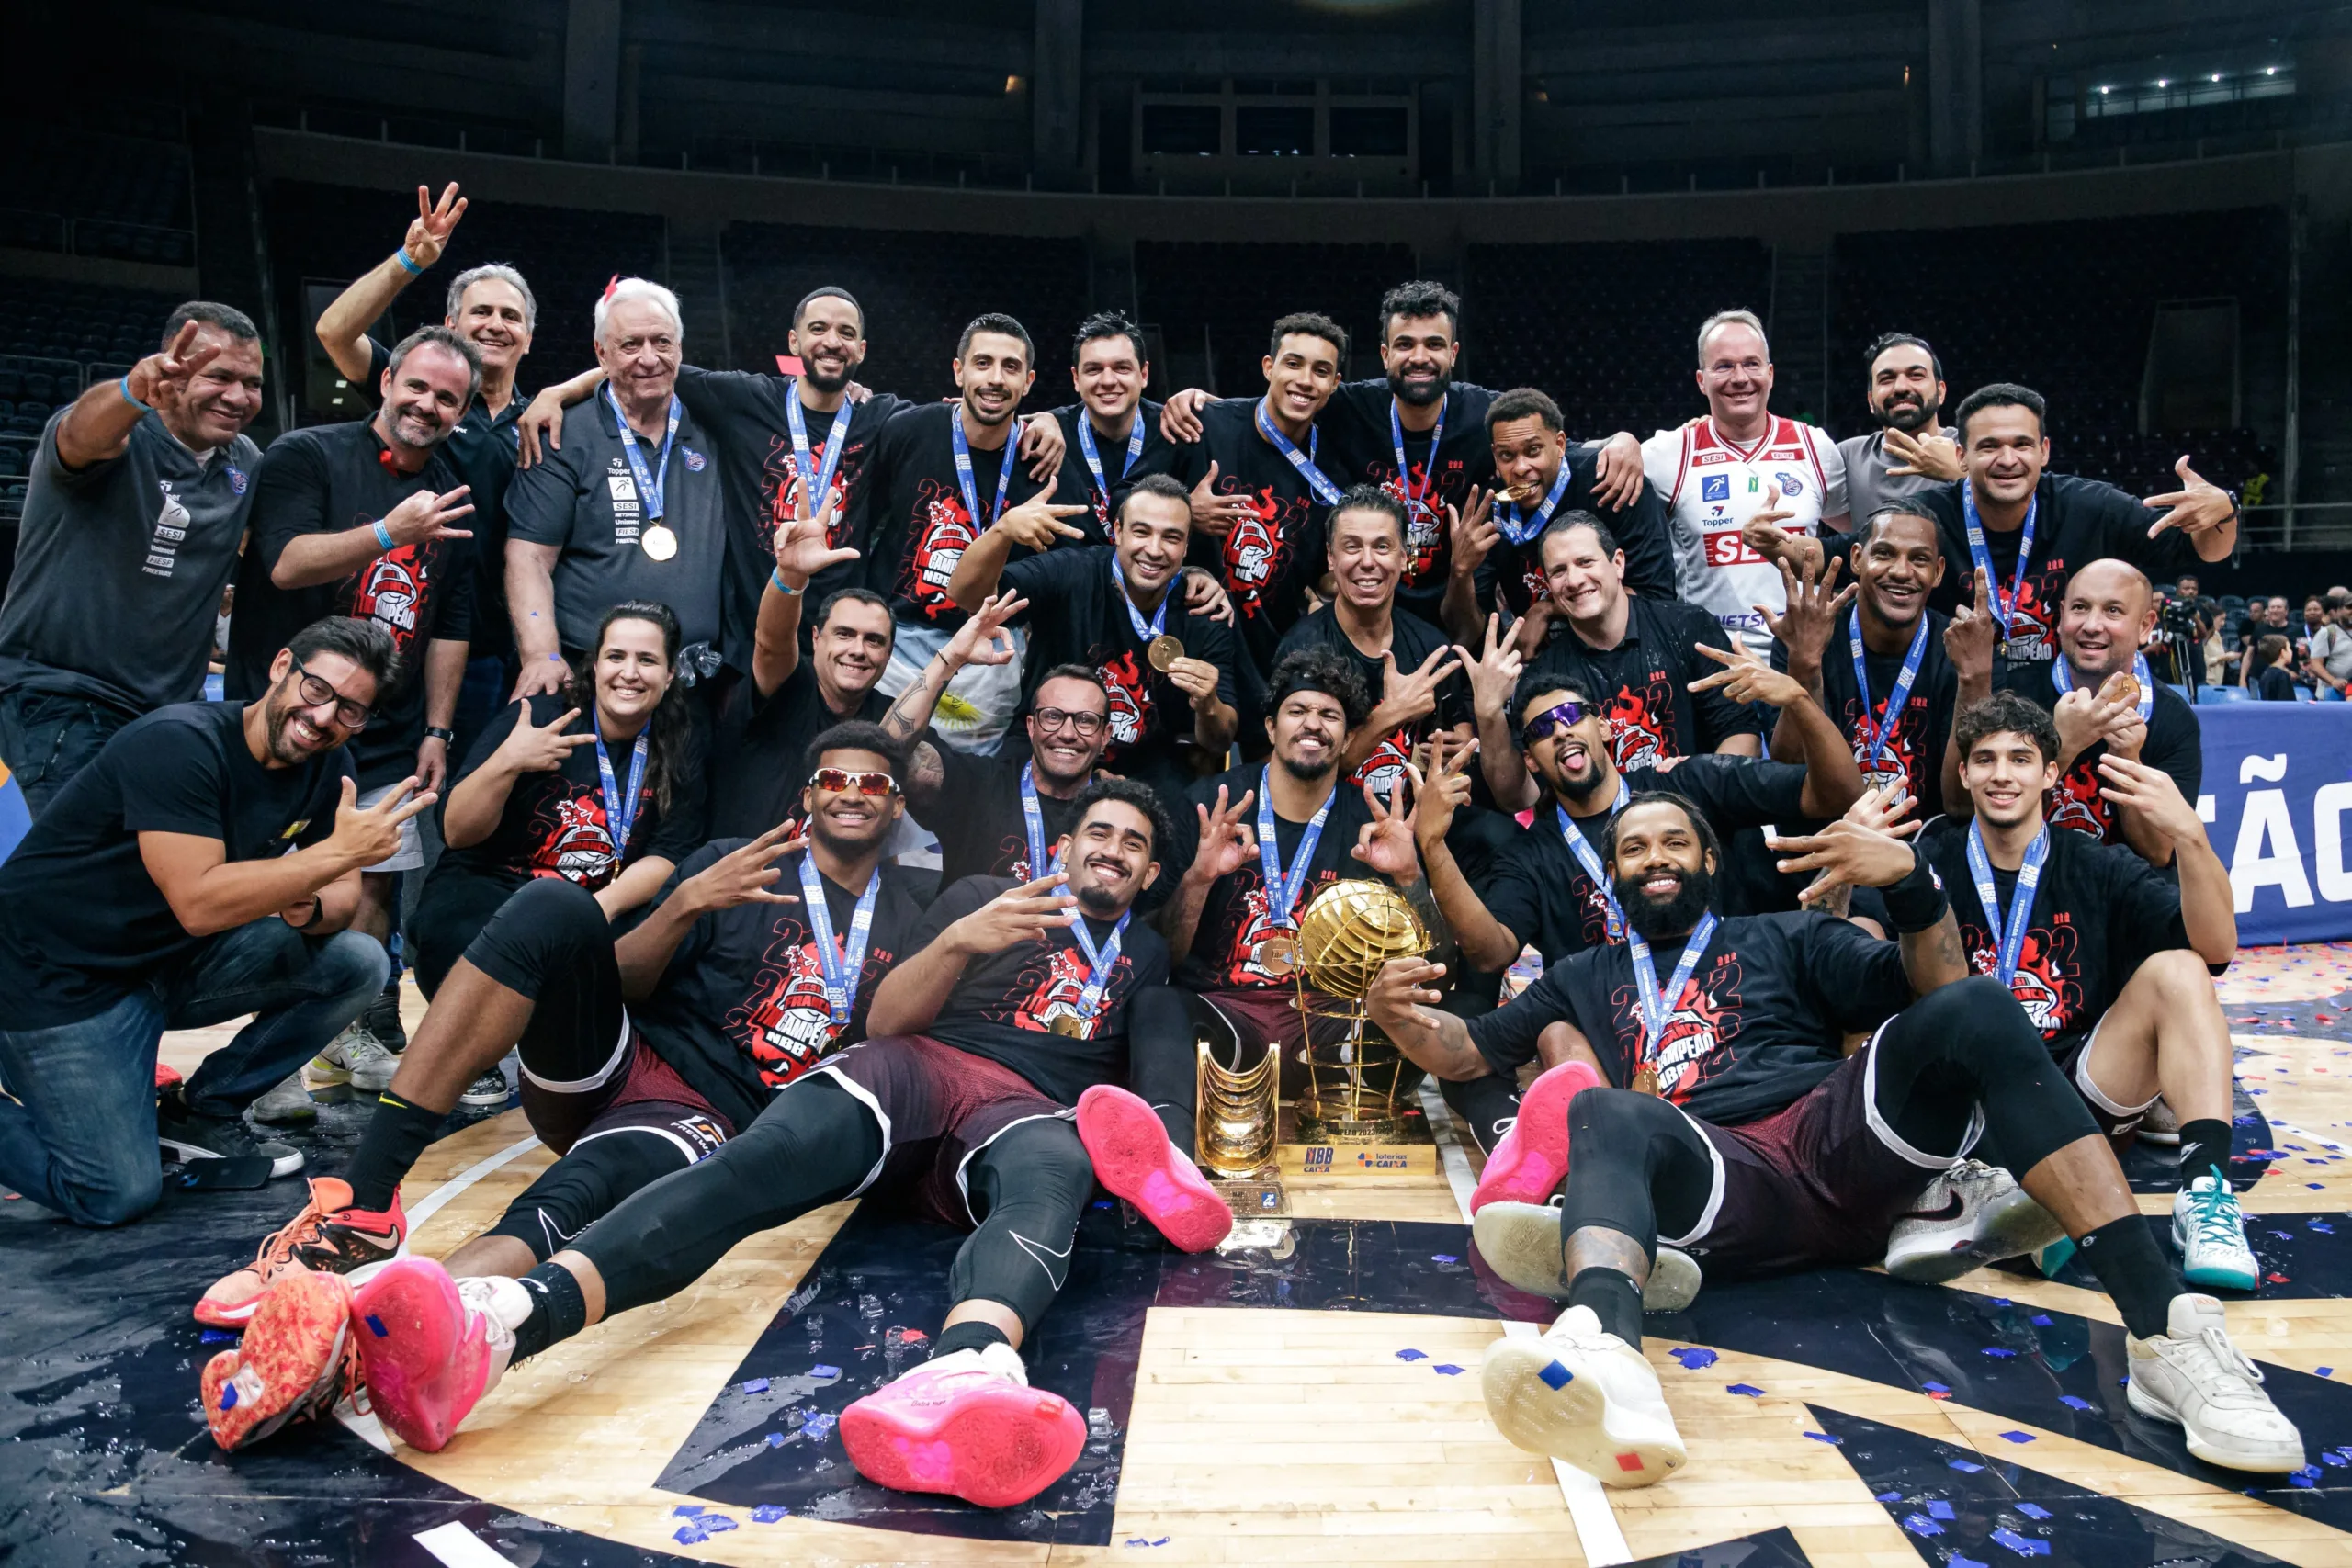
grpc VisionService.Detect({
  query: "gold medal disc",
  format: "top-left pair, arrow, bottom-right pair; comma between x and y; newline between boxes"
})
1049,1014 -> 1087,1037
1258,933 -> 1299,978
641,524 -> 679,561
1148,634 -> 1186,672
1631,1064 -> 1660,1097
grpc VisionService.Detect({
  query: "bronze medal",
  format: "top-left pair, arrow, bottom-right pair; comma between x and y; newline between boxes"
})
1148,634 -> 1186,672
1631,1063 -> 1660,1097
1258,932 -> 1299,979
1050,1014 -> 1087,1038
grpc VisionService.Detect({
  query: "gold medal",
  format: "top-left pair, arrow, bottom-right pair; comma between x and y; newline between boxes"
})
1049,1014 -> 1087,1037
1258,932 -> 1299,979
1148,634 -> 1186,672
640,524 -> 678,561
1631,1063 -> 1660,1097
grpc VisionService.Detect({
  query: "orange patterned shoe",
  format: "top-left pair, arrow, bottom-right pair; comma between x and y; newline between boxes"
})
200,1268 -> 363,1450
196,1178 -> 405,1328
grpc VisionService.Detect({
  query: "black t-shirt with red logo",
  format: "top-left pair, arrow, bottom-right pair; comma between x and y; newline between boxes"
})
636,842 -> 933,1133
998,545 -> 1239,789
1317,380 -> 1496,624
225,421 -> 474,787
860,401 -> 1062,633
1992,660 -> 2201,846
1169,761 -> 1382,992
1526,594 -> 1747,772
1478,446 -> 1679,616
909,873 -> 1170,1105
1046,401 -> 1179,540
908,740 -> 1087,893
1274,604 -> 1472,802
1908,816 -> 2189,1055
1770,609 -> 1957,809
1168,397 -> 1335,671
1471,910 -> 1913,1127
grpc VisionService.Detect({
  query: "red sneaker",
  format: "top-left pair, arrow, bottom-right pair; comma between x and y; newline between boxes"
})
841,1343 -> 1086,1507
196,1177 -> 406,1328
1470,1060 -> 1603,1214
200,1268 -> 363,1450
352,1258 -> 516,1452
1074,1084 -> 1232,1253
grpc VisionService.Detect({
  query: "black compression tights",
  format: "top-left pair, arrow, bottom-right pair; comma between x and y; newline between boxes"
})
948,1117 -> 1098,1336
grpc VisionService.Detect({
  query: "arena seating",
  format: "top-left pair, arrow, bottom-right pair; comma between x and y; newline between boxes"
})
1135,242 -> 1418,395
0,276 -> 184,515
1462,240 -> 1774,439
0,124 -> 194,266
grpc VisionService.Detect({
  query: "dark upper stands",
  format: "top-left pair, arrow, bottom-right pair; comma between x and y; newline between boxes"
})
723,223 -> 1090,411
0,125 -> 195,266
0,278 -> 185,519
1135,242 -> 1417,396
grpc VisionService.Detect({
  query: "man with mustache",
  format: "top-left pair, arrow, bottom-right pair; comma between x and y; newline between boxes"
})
0,618 -> 418,1224
225,325 -> 482,1097
1369,791 -> 2304,1485
1836,333 -> 1962,525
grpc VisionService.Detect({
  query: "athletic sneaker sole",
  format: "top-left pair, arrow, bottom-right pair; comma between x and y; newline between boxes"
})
2173,1214 -> 2260,1292
157,1133 -> 303,1179
1470,1061 -> 1600,1214
1074,1086 -> 1232,1253
201,1269 -> 353,1450
1481,1338 -> 1685,1487
840,1380 -> 1087,1507
2123,1372 -> 2302,1473
1884,1188 -> 2067,1285
457,1077 -> 511,1110
1470,1201 -> 1702,1312
353,1258 -> 487,1453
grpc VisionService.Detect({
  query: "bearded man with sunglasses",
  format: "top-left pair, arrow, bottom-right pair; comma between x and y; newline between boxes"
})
0,617 -> 418,1226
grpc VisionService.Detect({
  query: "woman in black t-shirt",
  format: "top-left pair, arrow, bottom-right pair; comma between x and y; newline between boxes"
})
411,600 -> 707,994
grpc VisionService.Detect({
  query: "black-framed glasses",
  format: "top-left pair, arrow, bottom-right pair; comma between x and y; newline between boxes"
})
809,767 -> 898,796
289,660 -> 372,730
1520,699 -> 1587,750
1033,706 -> 1108,738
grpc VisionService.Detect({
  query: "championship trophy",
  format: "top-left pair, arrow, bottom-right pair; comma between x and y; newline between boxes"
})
1194,1033 -> 1286,1220
1285,878 -> 1436,1159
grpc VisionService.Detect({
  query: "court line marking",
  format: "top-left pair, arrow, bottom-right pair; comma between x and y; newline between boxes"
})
413,1521 -> 517,1568
405,1133 -> 546,1232
1418,1077 -> 1632,1566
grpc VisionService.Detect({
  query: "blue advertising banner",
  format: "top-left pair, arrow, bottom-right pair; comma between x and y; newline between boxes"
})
2195,705 -> 2352,947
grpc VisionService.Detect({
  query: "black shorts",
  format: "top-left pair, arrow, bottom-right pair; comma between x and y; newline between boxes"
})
1671,1021 -> 1978,1277
810,1033 -> 1068,1230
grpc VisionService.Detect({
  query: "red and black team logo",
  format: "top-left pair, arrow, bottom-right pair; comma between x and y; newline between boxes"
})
1353,728 -> 1416,802
343,538 -> 435,656
2048,762 -> 2115,840
528,791 -> 619,887
901,478 -> 977,619
1574,872 -> 1617,950
1846,696 -> 1925,800
1099,649 -> 1153,760
1008,944 -> 1131,1038
763,437 -> 853,547
1609,953 -> 1746,1101
727,926 -> 877,1087
1218,879 -> 1330,987
1220,485 -> 1301,621
1962,917 -> 2083,1039
1380,459 -> 1457,588
1606,676 -> 1679,773
1998,570 -> 2062,662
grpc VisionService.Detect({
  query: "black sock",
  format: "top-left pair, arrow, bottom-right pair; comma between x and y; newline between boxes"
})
2177,1118 -> 2233,1185
345,1095 -> 445,1213
1148,1098 -> 1194,1154
511,1263 -> 588,1363
933,1319 -> 1012,1359
2075,1215 -> 2180,1339
1567,1266 -> 1645,1349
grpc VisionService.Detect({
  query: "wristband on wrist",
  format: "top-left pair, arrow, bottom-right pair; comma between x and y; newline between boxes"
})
424,726 -> 455,743
119,376 -> 151,412
771,569 -> 803,597
286,894 -> 324,931
373,521 -> 396,552
1878,848 -> 1951,933
393,248 -> 424,276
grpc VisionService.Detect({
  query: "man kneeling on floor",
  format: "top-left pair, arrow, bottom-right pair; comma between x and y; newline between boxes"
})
1367,789 -> 2302,1485
203,779 -> 1233,1508
0,616 -> 421,1224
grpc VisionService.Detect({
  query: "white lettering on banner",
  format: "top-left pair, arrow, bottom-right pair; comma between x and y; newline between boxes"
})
2316,782 -> 2352,904
2241,752 -> 2290,784
2229,787 -> 2315,912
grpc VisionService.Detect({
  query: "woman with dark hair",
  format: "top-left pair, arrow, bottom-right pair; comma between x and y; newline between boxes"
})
410,602 -> 706,1102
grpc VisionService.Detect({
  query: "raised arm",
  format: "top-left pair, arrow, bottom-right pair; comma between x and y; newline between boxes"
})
890,592 -> 1026,812
943,498 -> 1087,612
139,778 -> 435,939
273,485 -> 475,590
751,504 -> 864,699
1159,785 -> 1252,963
56,321 -> 220,471
1407,739 -> 1521,972
1456,615 -> 1538,812
866,874 -> 1078,1037
315,183 -> 467,383
1687,641 -> 1865,819
613,827 -> 798,1001
1758,554 -> 1851,765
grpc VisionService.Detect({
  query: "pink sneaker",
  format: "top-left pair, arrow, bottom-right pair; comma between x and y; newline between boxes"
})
1074,1084 -> 1232,1252
841,1343 -> 1086,1507
351,1258 -> 516,1452
200,1268 -> 361,1450
1470,1060 -> 1603,1214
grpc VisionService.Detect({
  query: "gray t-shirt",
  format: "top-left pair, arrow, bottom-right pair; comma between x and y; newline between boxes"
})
0,410 -> 260,715
503,393 -> 729,657
2312,623 -> 2352,682
1837,425 -> 1959,527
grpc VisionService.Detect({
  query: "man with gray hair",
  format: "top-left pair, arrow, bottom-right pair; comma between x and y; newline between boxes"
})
1641,308 -> 1849,666
0,303 -> 266,811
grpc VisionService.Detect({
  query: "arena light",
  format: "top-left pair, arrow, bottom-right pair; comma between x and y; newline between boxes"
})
2156,78 -> 2168,87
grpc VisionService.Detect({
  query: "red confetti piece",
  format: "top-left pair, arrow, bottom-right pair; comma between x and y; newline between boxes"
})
2268,1273 -> 2293,1284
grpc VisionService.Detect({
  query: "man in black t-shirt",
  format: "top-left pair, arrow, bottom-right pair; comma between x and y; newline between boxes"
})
1366,792 -> 2302,1486
196,722 -> 930,1346
1947,558 -> 2201,865
1472,386 -> 1674,619
1050,311 -> 1181,537
1894,691 -> 2255,1296
906,663 -> 1112,891
0,618 -> 418,1227
287,783 -> 1232,1513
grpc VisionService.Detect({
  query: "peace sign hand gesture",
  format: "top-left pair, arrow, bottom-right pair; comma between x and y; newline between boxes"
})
492,703 -> 595,773
400,183 -> 468,272
124,320 -> 224,412
2143,456 -> 2237,543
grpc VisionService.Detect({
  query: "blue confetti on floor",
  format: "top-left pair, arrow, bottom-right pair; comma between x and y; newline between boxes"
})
1668,1347 -> 1719,1369
741,1377 -> 769,1393
1803,1430 -> 1842,1444
1997,1430 -> 2036,1443
751,1505 -> 789,1523
1904,1514 -> 1945,1538
1395,1348 -> 1428,1361
1726,1382 -> 1765,1396
2016,1504 -> 2052,1520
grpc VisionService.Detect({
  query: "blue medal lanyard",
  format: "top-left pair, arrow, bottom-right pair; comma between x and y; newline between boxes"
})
797,854 -> 882,1027
1253,399 -> 1343,505
1077,412 -> 1145,502
1964,819 -> 2051,986
1850,607 -> 1932,777
1257,764 -> 1334,931
1062,908 -> 1133,1036
1388,394 -> 1446,519
1962,480 -> 2038,639
591,711 -> 650,862
784,381 -> 850,511
1626,911 -> 1717,1079
2050,651 -> 2156,723
950,407 -> 1015,529
1111,548 -> 1171,647
1019,762 -> 1063,880
1497,459 -> 1573,546
606,385 -> 680,521
1555,793 -> 1628,943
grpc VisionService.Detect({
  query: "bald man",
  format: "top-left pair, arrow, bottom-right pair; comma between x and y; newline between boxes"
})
1945,558 -> 2200,866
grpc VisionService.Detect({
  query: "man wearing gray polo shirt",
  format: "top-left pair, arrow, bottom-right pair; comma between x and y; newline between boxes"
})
1837,333 -> 1961,529
0,304 -> 266,813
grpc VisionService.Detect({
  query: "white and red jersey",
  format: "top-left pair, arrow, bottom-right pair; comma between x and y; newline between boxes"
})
1642,416 -> 1848,660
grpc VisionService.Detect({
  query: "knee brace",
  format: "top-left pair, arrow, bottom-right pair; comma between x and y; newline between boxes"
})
1555,1089 -> 1715,1256
949,1118 -> 1095,1336
486,1125 -> 695,1262
1873,976 -> 2098,1175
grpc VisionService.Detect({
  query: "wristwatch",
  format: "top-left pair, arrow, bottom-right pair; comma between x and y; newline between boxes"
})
425,726 -> 456,742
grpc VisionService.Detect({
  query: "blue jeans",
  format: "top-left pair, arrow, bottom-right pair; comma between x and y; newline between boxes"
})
0,690 -> 134,817
0,920 -> 387,1226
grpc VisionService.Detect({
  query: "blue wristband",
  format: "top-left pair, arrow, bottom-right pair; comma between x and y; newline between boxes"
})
393,248 -> 424,276
771,569 -> 803,597
119,376 -> 151,413
373,521 -> 395,552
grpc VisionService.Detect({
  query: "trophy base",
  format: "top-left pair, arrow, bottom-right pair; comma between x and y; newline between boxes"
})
1275,1100 -> 1438,1179
1206,1168 -> 1289,1220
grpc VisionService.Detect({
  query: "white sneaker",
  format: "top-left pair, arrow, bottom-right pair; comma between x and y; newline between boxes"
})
2138,1098 -> 2182,1146
2126,1293 -> 2303,1472
458,1274 -> 529,1386
1471,1201 -> 1702,1311
1883,1159 -> 2068,1284
2173,1170 -> 2260,1292
249,1070 -> 318,1125
307,1021 -> 375,1088
1481,1304 -> 1686,1487
346,1032 -> 401,1095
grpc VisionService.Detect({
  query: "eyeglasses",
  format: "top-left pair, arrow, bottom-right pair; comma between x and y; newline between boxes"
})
288,660 -> 372,730
808,767 -> 898,796
1032,706 -> 1107,738
1520,699 -> 1587,750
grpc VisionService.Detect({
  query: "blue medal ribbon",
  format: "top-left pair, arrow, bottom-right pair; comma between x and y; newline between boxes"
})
1019,762 -> 1063,881
591,712 -> 650,863
1388,394 -> 1447,520
1497,459 -> 1573,546
1257,764 -> 1334,930
1962,480 -> 2038,640
949,408 -> 1015,531
1111,549 -> 1171,647
797,854 -> 882,1027
1555,796 -> 1627,943
2050,651 -> 2156,723
1077,412 -> 1145,501
606,386 -> 681,522
1063,909 -> 1132,1034
1964,820 -> 2050,987
1627,911 -> 1717,1075
1253,399 -> 1342,506
1850,607 -> 1931,777
784,382 -> 850,514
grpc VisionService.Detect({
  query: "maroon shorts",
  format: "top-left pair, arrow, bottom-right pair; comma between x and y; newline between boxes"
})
1671,1026 -> 1970,1278
1194,984 -> 1351,1099
520,1032 -> 730,1157
812,1033 -> 1067,1229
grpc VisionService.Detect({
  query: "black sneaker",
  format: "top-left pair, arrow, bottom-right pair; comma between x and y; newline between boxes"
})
364,982 -> 409,1055
158,1091 -> 305,1179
